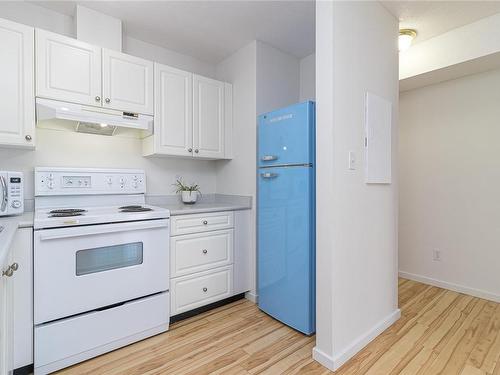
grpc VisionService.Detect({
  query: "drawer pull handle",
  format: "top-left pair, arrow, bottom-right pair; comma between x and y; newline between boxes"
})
203,220 -> 208,225
203,287 -> 208,292
202,249 -> 208,254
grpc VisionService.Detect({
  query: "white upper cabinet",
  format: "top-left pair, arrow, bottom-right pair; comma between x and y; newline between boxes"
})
193,75 -> 225,159
102,49 -> 154,115
145,63 -> 193,156
36,31 -> 153,115
36,29 -> 101,106
0,18 -> 35,149
143,67 -> 232,160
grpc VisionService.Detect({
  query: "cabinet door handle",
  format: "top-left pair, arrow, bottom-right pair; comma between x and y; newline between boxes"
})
202,220 -> 208,225
105,98 -> 111,103
188,148 -> 193,153
2,267 -> 13,277
25,135 -> 32,141
194,149 -> 199,154
10,263 -> 18,271
203,287 -> 208,292
202,249 -> 208,254
95,96 -> 101,102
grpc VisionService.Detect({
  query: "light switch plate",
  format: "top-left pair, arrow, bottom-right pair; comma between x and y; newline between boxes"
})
349,151 -> 356,170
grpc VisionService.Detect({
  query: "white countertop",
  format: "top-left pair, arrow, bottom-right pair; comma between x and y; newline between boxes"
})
0,212 -> 33,267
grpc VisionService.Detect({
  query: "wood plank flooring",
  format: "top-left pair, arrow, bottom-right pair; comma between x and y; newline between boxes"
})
56,279 -> 500,374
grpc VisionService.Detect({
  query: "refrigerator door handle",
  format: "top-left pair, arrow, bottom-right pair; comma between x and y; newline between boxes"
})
261,155 -> 278,161
260,172 -> 279,179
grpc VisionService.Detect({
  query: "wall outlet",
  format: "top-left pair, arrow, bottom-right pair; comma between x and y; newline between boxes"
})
432,249 -> 442,262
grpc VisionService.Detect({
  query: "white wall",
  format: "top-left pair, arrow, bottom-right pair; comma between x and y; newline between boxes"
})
314,1 -> 399,371
300,53 -> 315,101
399,68 -> 500,303
256,41 -> 300,115
0,2 -> 218,199
0,130 -> 216,199
215,41 -> 258,296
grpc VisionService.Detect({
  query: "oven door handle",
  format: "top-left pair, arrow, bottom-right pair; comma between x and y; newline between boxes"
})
38,219 -> 169,241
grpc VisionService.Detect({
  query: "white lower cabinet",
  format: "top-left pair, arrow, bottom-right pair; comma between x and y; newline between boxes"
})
170,266 -> 233,315
170,211 -> 240,316
0,226 -> 32,375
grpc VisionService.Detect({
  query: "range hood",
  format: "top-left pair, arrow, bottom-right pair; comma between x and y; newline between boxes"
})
36,98 -> 153,136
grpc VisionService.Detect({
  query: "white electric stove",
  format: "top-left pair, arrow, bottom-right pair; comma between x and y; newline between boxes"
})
33,167 -> 170,375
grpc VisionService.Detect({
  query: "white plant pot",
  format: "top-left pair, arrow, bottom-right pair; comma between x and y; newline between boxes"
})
181,191 -> 198,204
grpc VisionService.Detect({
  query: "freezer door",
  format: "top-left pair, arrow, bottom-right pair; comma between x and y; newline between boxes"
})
257,166 -> 315,334
258,101 -> 315,167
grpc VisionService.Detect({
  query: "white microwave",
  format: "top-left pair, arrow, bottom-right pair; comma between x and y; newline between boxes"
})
0,171 -> 24,216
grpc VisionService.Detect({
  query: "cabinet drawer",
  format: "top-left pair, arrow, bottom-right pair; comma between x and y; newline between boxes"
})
171,211 -> 233,236
171,229 -> 233,277
170,266 -> 233,315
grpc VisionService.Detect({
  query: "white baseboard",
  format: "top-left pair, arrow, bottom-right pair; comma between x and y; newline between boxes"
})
399,271 -> 500,303
245,291 -> 258,303
313,308 -> 401,371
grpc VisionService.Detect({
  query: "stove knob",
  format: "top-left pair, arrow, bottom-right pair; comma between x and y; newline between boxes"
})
132,181 -> 138,188
48,173 -> 54,181
11,200 -> 21,209
78,180 -> 83,186
133,175 -> 138,182
47,181 -> 54,189
106,177 -> 113,185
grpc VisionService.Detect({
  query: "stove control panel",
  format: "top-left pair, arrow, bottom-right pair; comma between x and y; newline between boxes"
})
35,168 -> 146,196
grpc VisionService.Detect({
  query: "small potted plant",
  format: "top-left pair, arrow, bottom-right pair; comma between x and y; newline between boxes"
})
173,178 -> 201,204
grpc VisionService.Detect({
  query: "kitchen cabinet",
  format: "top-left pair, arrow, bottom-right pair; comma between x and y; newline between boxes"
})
143,64 -> 233,159
102,48 -> 154,115
146,63 -> 193,157
169,211 -> 235,316
36,29 -> 102,107
0,227 -> 29,375
0,247 -> 14,375
193,75 -> 225,159
12,228 -> 33,371
36,29 -> 153,115
0,18 -> 35,149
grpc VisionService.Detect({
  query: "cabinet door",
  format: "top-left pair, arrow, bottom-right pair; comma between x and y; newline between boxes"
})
36,29 -> 102,106
193,75 -> 225,159
0,18 -> 35,149
102,49 -> 154,115
153,63 -> 193,156
0,250 -> 14,375
12,228 -> 33,370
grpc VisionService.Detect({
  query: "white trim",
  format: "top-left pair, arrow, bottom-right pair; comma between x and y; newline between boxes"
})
312,309 -> 401,371
245,291 -> 258,303
399,271 -> 500,303
312,346 -> 335,370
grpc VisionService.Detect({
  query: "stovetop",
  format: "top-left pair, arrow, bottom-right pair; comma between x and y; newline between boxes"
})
34,204 -> 170,229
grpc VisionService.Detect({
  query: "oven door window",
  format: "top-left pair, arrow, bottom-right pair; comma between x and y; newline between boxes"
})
76,242 -> 143,276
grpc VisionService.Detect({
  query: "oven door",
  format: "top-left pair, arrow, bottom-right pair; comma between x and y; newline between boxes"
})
34,219 -> 169,324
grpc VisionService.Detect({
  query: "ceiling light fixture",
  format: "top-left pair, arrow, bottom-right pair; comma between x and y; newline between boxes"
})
399,29 -> 417,52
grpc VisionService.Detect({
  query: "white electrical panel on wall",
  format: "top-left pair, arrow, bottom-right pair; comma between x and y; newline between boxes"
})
365,92 -> 392,184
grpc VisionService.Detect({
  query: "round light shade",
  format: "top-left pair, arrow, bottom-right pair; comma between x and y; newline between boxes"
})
399,29 -> 417,52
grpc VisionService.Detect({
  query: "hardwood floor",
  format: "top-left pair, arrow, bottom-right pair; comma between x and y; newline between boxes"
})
56,279 -> 500,374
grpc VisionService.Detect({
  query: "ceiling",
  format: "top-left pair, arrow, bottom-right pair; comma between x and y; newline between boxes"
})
382,1 -> 500,45
34,1 -> 315,64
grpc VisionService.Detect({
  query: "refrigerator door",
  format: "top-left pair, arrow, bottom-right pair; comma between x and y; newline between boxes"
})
258,101 -> 315,167
257,165 -> 315,334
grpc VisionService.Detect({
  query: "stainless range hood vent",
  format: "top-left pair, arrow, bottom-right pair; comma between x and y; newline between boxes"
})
76,122 -> 117,136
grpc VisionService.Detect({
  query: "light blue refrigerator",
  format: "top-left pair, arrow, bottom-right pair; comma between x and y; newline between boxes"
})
257,101 -> 315,335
